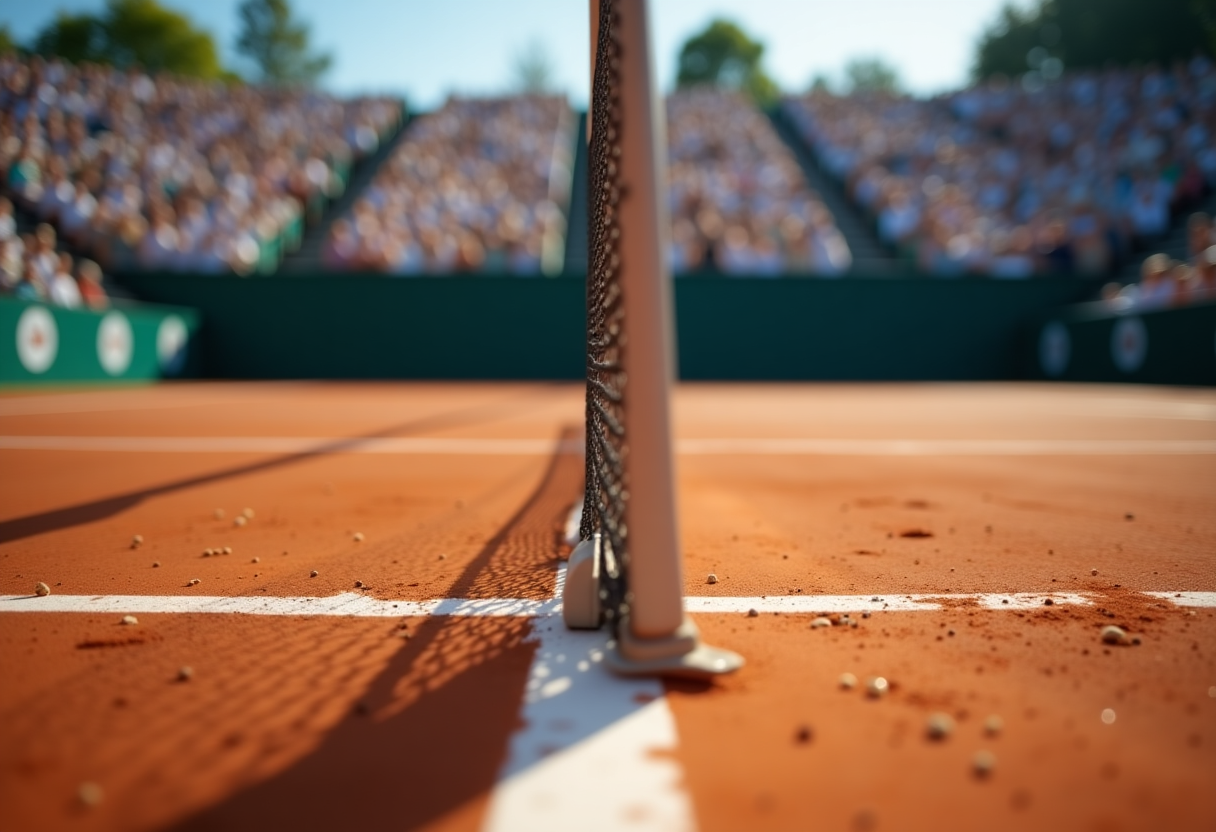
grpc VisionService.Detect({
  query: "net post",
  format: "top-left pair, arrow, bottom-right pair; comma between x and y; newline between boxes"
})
565,0 -> 742,678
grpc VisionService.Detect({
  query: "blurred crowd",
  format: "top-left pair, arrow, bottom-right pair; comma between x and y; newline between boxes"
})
1106,212 -> 1216,309
0,54 -> 400,275
0,197 -> 108,308
667,89 -> 850,275
323,96 -> 573,274
784,58 -> 1216,277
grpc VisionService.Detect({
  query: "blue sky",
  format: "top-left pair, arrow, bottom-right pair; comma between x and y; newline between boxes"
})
3,0 -> 1019,106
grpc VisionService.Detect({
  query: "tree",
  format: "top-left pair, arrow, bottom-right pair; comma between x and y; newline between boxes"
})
676,19 -> 780,107
513,40 -> 557,94
236,0 -> 331,86
0,25 -> 19,55
842,57 -> 901,95
32,0 -> 223,78
974,0 -> 1215,79
807,73 -> 834,95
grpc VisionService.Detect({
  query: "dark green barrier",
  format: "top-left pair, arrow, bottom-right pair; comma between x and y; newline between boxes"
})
0,297 -> 200,386
118,273 -> 587,379
1026,300 -> 1216,385
673,277 -> 1103,380
116,272 -> 1103,380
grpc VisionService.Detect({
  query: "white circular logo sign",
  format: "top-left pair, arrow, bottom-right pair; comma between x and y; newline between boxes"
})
1110,316 -> 1147,374
1039,321 -> 1070,378
156,315 -> 188,376
97,311 -> 133,376
15,305 -> 58,374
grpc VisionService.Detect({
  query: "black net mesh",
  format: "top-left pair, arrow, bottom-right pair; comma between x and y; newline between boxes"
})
580,0 -> 630,630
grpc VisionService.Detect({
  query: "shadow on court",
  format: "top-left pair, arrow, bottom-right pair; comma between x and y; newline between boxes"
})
0,386 -> 562,545
155,427 -> 585,831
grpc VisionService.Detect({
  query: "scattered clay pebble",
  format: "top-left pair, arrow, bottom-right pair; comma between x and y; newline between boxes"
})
355,580 -> 364,588
794,725 -> 814,744
203,549 -> 213,558
177,666 -> 194,682
1091,568 -> 1099,576
78,781 -> 103,807
1044,598 -> 1054,606
35,582 -> 51,597
984,715 -> 1004,736
152,562 -> 160,568
234,516 -> 247,527
310,570 -> 319,577
223,546 -> 232,555
187,579 -> 200,586
865,677 -> 889,698
839,672 -> 858,690
120,615 -> 138,626
926,713 -> 955,740
747,608 -> 759,617
1124,512 -> 1134,520
1101,708 -> 1116,725
862,611 -> 871,619
131,534 -> 143,548
438,554 -> 447,560
1101,625 -> 1129,645
353,532 -> 364,542
214,508 -> 225,519
242,508 -> 255,519
705,573 -> 719,584
973,750 -> 996,777
811,617 -> 832,629
251,557 -> 260,564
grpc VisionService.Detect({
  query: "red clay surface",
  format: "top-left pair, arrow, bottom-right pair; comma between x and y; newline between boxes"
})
1,382 -> 1214,832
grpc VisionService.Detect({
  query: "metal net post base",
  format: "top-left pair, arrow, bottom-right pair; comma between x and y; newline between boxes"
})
562,534 -> 603,630
604,614 -> 745,679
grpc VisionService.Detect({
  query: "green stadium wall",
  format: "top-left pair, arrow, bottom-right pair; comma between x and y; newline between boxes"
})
0,297 -> 200,386
114,273 -> 1107,381
1025,299 -> 1216,386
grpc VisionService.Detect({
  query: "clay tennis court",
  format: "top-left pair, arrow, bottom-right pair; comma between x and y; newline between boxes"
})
1,381 -> 1214,832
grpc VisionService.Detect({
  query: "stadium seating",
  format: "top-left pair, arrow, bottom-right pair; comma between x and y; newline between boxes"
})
0,55 -> 401,278
783,59 -> 1216,279
322,96 -> 574,274
666,89 -> 851,275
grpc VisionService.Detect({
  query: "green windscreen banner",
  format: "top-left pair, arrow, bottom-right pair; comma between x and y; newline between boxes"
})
0,298 -> 200,386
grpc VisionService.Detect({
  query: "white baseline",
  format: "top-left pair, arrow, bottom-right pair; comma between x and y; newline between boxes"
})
3,591 -> 1214,616
2,435 -> 1215,456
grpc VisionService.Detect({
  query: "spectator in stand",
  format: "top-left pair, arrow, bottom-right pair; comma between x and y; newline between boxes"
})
784,58 -> 1216,277
30,224 -> 59,282
324,95 -> 573,275
76,258 -> 108,309
0,238 -> 17,290
665,89 -> 851,276
14,262 -> 44,300
0,197 -> 14,242
0,54 -> 402,275
47,252 -> 82,308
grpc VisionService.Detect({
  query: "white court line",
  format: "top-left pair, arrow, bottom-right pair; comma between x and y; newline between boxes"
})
676,438 -> 1216,456
3,591 -> 1213,617
3,436 -> 1215,455
482,620 -> 692,832
483,562 -> 694,832
1143,591 -> 1216,608
0,436 -> 580,455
